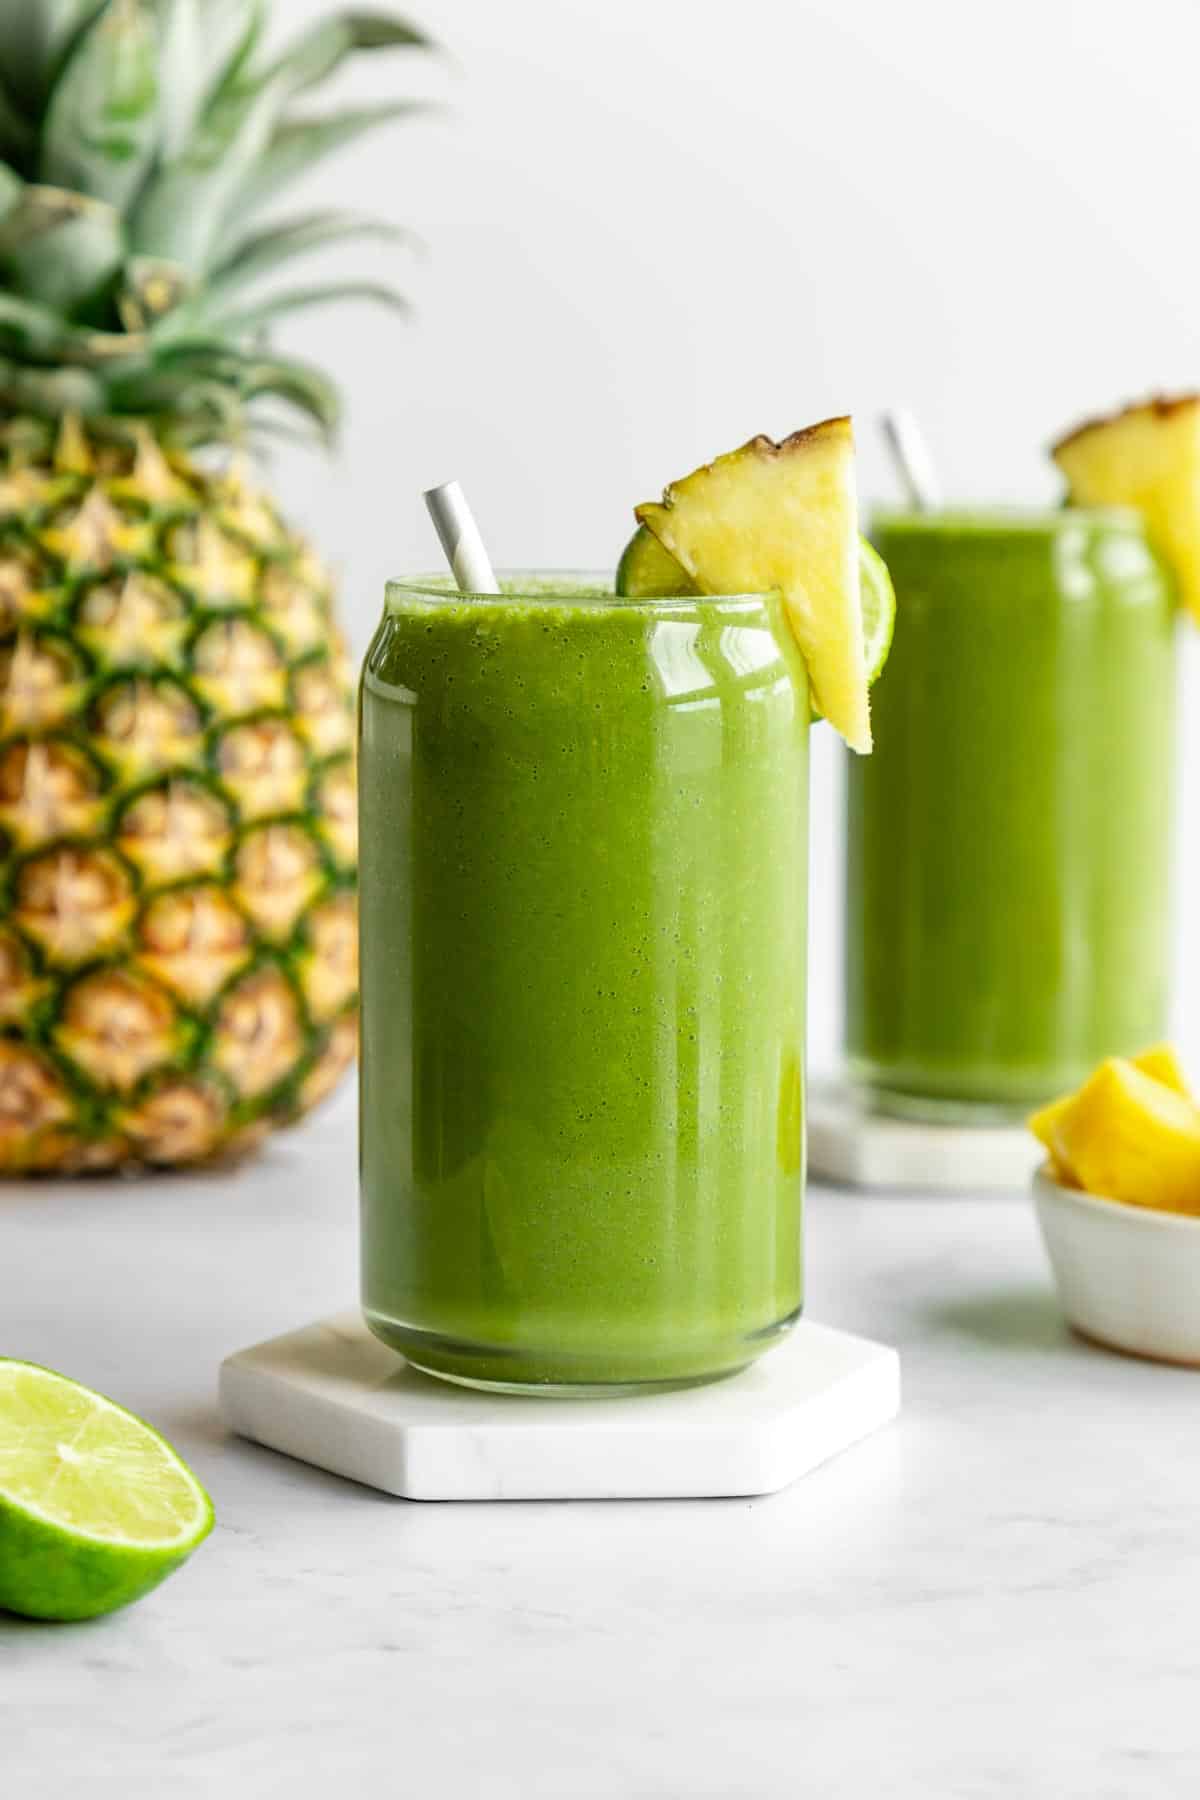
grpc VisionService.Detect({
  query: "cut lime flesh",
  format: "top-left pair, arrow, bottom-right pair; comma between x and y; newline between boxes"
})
615,524 -> 896,687
0,1359 -> 214,1621
615,523 -> 699,598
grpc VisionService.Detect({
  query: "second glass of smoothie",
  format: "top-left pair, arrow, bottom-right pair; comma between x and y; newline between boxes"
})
360,573 -> 809,1391
845,509 -> 1176,1121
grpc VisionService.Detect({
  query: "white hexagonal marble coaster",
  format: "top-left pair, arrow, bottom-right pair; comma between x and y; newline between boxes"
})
219,1312 -> 900,1501
809,1079 -> 1041,1192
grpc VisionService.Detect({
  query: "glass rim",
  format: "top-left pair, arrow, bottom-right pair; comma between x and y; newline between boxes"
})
869,503 -> 1147,534
385,569 -> 773,610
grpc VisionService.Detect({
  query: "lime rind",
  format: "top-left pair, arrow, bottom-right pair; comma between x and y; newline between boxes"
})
857,537 -> 896,687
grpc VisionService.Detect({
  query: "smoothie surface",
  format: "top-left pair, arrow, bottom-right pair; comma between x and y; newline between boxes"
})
385,571 -> 775,609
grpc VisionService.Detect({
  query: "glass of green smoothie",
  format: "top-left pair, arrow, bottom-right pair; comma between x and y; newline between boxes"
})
844,507 -> 1177,1121
359,572 -> 810,1391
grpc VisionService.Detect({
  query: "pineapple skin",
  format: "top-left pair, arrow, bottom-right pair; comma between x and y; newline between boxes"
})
0,419 -> 358,1172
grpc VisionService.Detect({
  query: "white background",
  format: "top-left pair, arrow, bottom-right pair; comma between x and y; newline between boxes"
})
267,0 -> 1200,1072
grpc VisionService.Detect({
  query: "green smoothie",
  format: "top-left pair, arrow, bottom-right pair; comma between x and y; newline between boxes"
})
845,510 -> 1176,1117
359,574 -> 809,1390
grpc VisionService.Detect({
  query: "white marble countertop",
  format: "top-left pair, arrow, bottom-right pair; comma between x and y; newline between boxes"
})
4,1089 -> 1199,1797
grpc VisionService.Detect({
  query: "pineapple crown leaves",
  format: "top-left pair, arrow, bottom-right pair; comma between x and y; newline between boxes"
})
0,0 -> 432,445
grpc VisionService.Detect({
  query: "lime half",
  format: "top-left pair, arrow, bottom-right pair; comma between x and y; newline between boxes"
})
0,1359 -> 214,1621
615,524 -> 896,688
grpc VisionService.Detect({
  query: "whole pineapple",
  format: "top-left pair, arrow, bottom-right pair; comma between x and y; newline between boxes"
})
0,0 -> 428,1171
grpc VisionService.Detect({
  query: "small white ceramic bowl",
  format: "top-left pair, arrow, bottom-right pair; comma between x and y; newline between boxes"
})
1033,1166 -> 1200,1365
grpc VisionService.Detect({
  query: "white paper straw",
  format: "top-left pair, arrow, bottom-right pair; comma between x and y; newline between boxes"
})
880,411 -> 943,512
423,480 -> 501,593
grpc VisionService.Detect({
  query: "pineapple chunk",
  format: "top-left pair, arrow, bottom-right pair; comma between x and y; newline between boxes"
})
1049,1059 -> 1200,1215
635,419 -> 870,751
1027,1092 -> 1074,1178
1131,1041 -> 1190,1097
1030,1043 -> 1192,1185
1051,395 -> 1200,619
1030,1041 -> 1191,1155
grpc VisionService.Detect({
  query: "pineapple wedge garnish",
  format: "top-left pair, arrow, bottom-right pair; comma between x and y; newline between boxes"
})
1051,395 -> 1200,619
635,419 -> 871,751
1036,1054 -> 1200,1215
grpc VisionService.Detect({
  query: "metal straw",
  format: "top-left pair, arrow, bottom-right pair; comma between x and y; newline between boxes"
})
880,412 -> 942,511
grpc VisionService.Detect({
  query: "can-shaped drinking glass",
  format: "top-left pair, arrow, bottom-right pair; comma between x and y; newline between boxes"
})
845,510 -> 1176,1120
359,572 -> 809,1391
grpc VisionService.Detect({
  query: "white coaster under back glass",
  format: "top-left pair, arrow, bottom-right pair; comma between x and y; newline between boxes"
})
220,1312 -> 900,1502
808,1078 -> 1041,1192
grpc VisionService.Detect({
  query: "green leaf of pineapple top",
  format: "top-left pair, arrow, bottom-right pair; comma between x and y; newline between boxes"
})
0,164 -> 23,222
196,0 -> 268,104
0,0 -> 107,118
129,64 -> 293,270
0,79 -> 36,167
0,358 -> 106,421
41,0 -> 161,211
154,0 -> 213,160
0,188 -> 124,315
218,101 -> 430,246
168,279 -> 410,346
208,210 -> 413,305
0,0 -> 432,442
268,9 -> 432,97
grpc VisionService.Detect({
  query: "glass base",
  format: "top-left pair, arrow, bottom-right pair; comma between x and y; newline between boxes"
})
364,1306 -> 802,1397
405,1361 -> 734,1399
845,1054 -> 1067,1126
861,1083 -> 1033,1128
